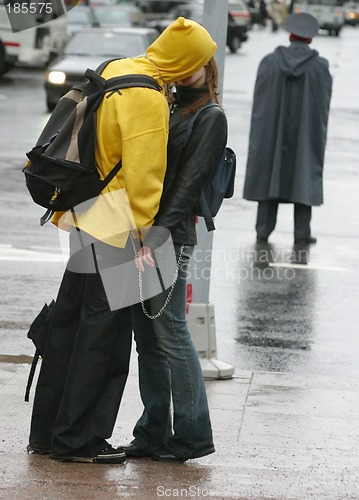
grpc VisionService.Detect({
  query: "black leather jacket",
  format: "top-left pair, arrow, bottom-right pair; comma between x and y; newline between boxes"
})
145,88 -> 228,249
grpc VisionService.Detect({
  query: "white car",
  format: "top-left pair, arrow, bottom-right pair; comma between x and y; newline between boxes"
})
0,0 -> 68,75
291,0 -> 345,36
44,27 -> 159,110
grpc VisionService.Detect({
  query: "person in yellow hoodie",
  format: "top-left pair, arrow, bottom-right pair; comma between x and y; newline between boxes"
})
27,17 -> 217,465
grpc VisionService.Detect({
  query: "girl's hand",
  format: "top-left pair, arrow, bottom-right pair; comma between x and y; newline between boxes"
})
135,245 -> 155,272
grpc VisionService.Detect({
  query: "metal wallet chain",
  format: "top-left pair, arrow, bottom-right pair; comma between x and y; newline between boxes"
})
129,234 -> 185,320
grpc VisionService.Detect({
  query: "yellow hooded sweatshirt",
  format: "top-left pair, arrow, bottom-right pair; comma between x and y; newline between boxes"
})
53,17 -> 217,248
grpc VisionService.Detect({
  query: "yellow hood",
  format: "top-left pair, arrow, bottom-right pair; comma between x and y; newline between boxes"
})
146,17 -> 217,82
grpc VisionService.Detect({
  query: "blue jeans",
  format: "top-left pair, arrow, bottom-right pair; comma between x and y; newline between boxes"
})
130,244 -> 214,459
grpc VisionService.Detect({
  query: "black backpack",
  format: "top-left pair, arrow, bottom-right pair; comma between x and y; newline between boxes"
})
186,103 -> 236,231
23,58 -> 162,226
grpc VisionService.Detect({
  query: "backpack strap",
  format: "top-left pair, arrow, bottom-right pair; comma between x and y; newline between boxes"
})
24,350 -> 40,402
83,69 -> 162,94
95,57 -> 125,74
79,69 -> 162,112
40,209 -> 54,226
186,102 -> 219,127
105,74 -> 162,93
101,158 -> 122,187
92,56 -> 162,93
95,57 -> 162,91
198,192 -> 216,231
90,69 -> 162,190
184,102 -> 220,231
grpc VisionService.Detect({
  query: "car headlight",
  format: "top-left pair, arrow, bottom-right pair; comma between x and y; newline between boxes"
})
47,71 -> 66,84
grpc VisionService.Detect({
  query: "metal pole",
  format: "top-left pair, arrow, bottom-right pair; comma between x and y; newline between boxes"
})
187,0 -> 234,379
187,0 -> 227,305
203,0 -> 227,96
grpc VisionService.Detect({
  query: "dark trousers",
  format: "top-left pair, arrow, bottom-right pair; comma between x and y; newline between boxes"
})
29,238 -> 132,457
256,201 -> 312,240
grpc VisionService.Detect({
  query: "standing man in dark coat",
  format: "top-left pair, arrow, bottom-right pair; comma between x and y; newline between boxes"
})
243,13 -> 332,244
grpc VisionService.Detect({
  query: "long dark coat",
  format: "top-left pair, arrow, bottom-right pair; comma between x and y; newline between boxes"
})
243,41 -> 332,206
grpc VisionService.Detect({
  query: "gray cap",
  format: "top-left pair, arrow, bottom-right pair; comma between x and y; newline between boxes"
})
282,13 -> 319,38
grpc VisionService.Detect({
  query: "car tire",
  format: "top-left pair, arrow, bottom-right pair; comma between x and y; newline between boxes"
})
0,40 -> 6,77
228,35 -> 241,53
0,41 -> 14,77
46,97 -> 56,112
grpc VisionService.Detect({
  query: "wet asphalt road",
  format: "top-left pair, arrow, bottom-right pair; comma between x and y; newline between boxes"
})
0,25 -> 359,380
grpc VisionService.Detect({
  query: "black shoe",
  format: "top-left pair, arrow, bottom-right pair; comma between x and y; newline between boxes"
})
152,449 -> 186,463
256,235 -> 268,243
190,445 -> 215,459
27,444 -> 51,455
49,444 -> 127,464
291,248 -> 309,265
118,443 -> 152,458
294,236 -> 317,245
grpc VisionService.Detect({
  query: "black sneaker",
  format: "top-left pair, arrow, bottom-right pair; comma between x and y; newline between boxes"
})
118,443 -> 152,458
50,444 -> 127,464
294,236 -> 317,245
27,444 -> 51,455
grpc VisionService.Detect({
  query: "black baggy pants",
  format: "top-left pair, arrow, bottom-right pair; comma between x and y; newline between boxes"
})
29,236 -> 132,457
256,201 -> 312,240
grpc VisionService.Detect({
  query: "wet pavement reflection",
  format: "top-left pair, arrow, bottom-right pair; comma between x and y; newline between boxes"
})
236,241 -> 318,372
208,230 -> 359,380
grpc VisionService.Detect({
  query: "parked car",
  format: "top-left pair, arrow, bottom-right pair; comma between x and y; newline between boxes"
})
91,2 -> 146,27
291,0 -> 345,36
66,5 -> 99,37
0,39 -> 6,76
343,0 -> 359,25
244,0 -> 263,25
147,2 -> 249,53
134,1 -> 190,16
228,0 -> 252,31
0,0 -> 68,74
44,27 -> 159,110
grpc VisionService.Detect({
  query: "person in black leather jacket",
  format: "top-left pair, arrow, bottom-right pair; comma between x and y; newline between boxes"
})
123,57 -> 228,462
148,82 -> 228,246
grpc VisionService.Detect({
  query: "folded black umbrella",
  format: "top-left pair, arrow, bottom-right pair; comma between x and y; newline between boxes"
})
25,300 -> 55,402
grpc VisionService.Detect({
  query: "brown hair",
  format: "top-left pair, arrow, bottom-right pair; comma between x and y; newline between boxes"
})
290,33 -> 312,44
167,57 -> 222,115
